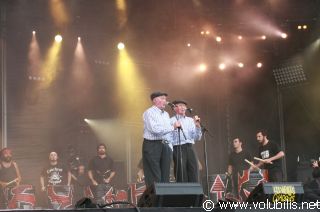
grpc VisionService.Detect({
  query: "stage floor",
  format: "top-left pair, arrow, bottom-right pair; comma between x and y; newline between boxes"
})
0,207 -> 319,212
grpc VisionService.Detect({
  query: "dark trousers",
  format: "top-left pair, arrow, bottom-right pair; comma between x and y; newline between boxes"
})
142,139 -> 172,187
173,143 -> 199,182
268,168 -> 283,182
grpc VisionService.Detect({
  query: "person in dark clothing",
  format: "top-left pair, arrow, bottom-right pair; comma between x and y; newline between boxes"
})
72,164 -> 90,202
0,148 -> 21,188
0,148 -> 22,208
40,151 -> 71,191
88,143 -> 116,186
304,160 -> 320,202
255,130 -> 285,182
40,152 -> 72,209
88,144 -> 116,205
227,138 -> 253,195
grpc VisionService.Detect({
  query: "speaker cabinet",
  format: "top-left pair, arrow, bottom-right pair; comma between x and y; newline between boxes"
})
137,183 -> 204,207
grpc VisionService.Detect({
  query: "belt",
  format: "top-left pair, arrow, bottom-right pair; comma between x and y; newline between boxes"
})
173,143 -> 193,147
144,138 -> 170,145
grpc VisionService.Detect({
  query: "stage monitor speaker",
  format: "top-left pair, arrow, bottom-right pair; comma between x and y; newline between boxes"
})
137,183 -> 204,207
246,182 -> 304,203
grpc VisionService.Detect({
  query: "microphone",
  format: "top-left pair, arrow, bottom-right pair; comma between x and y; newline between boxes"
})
166,101 -> 175,108
186,108 -> 193,113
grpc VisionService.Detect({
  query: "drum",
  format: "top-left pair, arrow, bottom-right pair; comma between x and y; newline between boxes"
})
238,169 -> 268,202
5,185 -> 36,209
94,184 -> 114,205
47,185 -> 73,209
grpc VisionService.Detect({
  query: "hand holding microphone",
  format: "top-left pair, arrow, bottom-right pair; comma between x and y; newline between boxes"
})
173,121 -> 181,129
193,115 -> 201,127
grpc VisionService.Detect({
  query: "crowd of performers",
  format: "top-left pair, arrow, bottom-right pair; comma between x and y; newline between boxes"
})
0,143 -> 117,208
0,91 -> 319,208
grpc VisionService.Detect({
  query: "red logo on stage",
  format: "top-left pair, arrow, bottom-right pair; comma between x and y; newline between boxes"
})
6,185 -> 36,209
210,175 -> 226,202
102,187 -> 114,204
47,185 -> 73,209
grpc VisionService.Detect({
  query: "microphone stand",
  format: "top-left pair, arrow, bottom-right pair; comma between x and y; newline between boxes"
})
175,115 -> 187,182
201,123 -> 211,200
188,110 -> 213,200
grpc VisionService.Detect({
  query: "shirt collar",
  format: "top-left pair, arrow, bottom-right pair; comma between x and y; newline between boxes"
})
175,114 -> 186,120
152,105 -> 164,113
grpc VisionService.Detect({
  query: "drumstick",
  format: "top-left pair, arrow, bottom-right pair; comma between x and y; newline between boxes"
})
254,157 -> 273,164
6,178 -> 17,186
244,159 -> 261,171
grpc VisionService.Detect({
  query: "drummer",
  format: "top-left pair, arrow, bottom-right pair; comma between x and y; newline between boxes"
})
0,148 -> 22,208
227,138 -> 253,195
0,148 -> 22,188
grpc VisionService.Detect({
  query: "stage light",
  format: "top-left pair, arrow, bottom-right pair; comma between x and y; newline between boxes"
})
205,30 -> 210,35
257,62 -> 263,68
71,36 -> 92,106
55,34 -> 62,42
198,63 -> 207,72
117,47 -> 148,121
84,119 -> 89,122
201,31 -> 205,35
261,35 -> 266,40
41,37 -> 62,87
28,30 -> 41,82
116,0 -> 128,29
216,36 -> 222,42
303,25 -> 307,29
32,31 -> 36,35
117,42 -> 125,50
219,63 -> 226,70
280,33 -> 287,39
238,62 -> 244,68
187,43 -> 191,47
49,0 -> 69,28
238,35 -> 243,40
297,25 -> 302,30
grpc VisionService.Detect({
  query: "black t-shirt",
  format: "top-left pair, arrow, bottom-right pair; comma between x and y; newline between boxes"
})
88,155 -> 114,184
41,163 -> 69,185
228,150 -> 253,173
258,140 -> 282,170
